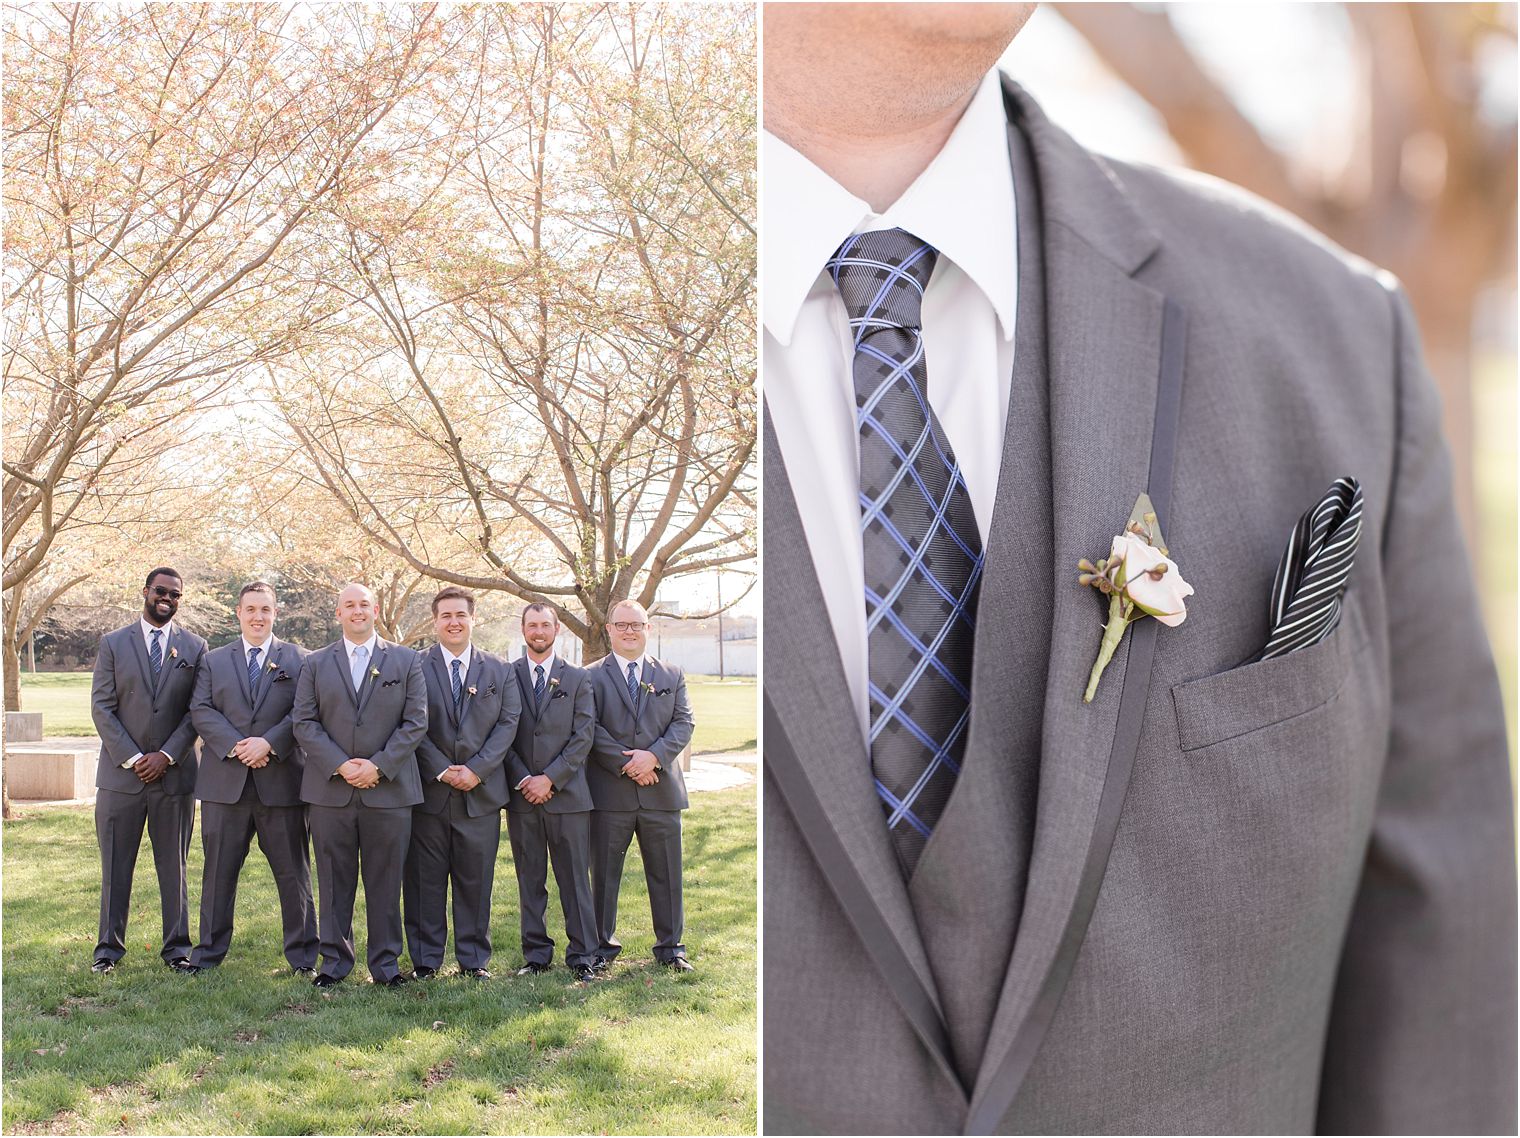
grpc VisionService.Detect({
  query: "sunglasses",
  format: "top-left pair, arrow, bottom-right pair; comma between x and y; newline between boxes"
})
150,586 -> 183,600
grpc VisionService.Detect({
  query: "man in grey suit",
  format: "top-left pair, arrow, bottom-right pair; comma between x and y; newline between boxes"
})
505,602 -> 598,982
402,586 -> 520,980
89,566 -> 207,973
762,5 -> 1515,1134
587,599 -> 696,971
187,581 -> 317,974
293,582 -> 427,988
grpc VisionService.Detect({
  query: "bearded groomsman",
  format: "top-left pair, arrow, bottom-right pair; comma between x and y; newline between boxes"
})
294,582 -> 427,988
588,599 -> 696,971
90,567 -> 207,974
402,587 -> 520,980
187,581 -> 317,974
506,603 -> 598,981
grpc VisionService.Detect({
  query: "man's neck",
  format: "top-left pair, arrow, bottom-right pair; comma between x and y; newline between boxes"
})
611,649 -> 641,665
343,632 -> 373,647
526,646 -> 553,666
441,640 -> 471,660
143,614 -> 170,630
244,633 -> 271,649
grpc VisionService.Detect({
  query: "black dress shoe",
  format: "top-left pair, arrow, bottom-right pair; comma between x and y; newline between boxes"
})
312,973 -> 341,989
462,967 -> 492,980
661,957 -> 694,972
515,962 -> 551,976
292,966 -> 316,977
91,959 -> 115,974
571,965 -> 596,982
590,956 -> 611,973
167,958 -> 200,974
381,973 -> 412,988
412,965 -> 438,980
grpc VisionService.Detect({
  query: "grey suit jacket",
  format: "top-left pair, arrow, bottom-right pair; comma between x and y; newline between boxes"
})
91,622 -> 207,796
506,656 -> 596,814
587,654 -> 694,812
414,645 -> 520,817
762,77 -> 1516,1136
190,637 -> 310,807
293,638 -> 427,809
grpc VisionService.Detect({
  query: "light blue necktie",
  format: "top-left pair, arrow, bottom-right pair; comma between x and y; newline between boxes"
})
351,644 -> 369,691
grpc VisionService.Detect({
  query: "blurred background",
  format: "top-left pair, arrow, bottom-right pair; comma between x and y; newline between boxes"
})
1003,2 -> 1518,755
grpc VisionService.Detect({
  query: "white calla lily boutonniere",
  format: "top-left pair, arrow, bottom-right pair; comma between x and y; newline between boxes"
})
1079,493 -> 1194,703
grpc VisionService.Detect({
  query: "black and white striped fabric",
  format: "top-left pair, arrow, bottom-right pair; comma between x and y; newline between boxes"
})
1260,476 -> 1362,660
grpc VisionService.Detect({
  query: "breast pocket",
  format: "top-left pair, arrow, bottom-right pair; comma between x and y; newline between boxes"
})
1171,592 -> 1366,752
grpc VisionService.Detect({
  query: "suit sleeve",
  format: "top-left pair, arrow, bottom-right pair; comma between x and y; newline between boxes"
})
415,732 -> 451,780
1315,285 -> 1516,1134
371,651 -> 428,781
90,634 -> 141,765
293,654 -> 349,777
466,664 -> 521,780
190,654 -> 241,763
545,676 -> 595,789
647,669 -> 695,768
590,674 -> 635,775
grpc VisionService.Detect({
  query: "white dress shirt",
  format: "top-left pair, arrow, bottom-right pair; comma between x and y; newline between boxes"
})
343,634 -> 379,682
125,618 -> 179,768
517,652 -> 558,790
241,635 -> 273,670
763,69 -> 1018,740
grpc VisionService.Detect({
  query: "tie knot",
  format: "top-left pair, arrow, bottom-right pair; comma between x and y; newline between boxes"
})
535,665 -> 544,677
826,228 -> 937,333
451,659 -> 460,673
249,647 -> 259,660
628,662 -> 638,676
354,645 -> 367,660
151,629 -> 161,640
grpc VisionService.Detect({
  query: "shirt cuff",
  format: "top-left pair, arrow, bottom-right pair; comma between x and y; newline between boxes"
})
515,776 -> 530,789
164,752 -> 177,766
122,752 -> 142,769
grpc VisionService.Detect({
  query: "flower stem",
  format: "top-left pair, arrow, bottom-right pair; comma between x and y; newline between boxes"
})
1084,594 -> 1129,703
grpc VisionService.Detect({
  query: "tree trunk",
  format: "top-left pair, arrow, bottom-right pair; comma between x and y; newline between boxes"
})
3,607 -> 21,714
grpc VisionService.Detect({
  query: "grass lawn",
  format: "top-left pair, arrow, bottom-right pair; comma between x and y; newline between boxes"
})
1,785 -> 756,1135
16,674 -> 756,753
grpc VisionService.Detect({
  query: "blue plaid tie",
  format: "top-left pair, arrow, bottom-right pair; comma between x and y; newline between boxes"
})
149,629 -> 163,678
626,661 -> 640,708
450,658 -> 462,712
534,664 -> 546,709
247,646 -> 261,692
828,228 -> 984,876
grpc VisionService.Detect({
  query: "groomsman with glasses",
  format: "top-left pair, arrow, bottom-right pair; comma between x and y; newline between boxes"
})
89,567 -> 207,974
187,581 -> 317,974
588,600 -> 696,971
403,587 -> 520,980
505,602 -> 598,981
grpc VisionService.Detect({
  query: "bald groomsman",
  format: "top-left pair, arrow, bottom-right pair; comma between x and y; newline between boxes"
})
587,599 -> 696,971
294,583 -> 427,988
188,582 -> 317,974
506,602 -> 598,981
403,587 -> 520,980
90,566 -> 207,973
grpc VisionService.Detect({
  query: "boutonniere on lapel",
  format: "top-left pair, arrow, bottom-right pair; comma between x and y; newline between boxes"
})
1078,493 -> 1194,703
467,685 -> 478,697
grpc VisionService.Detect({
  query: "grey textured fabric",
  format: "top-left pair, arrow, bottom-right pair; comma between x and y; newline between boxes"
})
90,621 -> 207,964
413,646 -> 521,816
506,808 -> 598,969
762,76 -> 1516,1136
506,657 -> 596,814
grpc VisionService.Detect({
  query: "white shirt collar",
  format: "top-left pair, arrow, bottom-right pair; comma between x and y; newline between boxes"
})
141,617 -> 173,644
610,651 -> 647,678
439,643 -> 472,673
343,634 -> 378,661
762,69 -> 1017,347
241,635 -> 273,660
526,651 -> 556,676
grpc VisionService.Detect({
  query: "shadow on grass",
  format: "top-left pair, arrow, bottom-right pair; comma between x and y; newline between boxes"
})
3,785 -> 756,1135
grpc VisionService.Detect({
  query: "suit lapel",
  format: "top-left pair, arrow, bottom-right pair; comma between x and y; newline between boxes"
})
356,641 -> 387,715
459,651 -> 484,724
606,653 -> 637,717
763,405 -> 956,1091
154,625 -> 181,697
126,625 -> 155,693
514,657 -> 539,724
427,646 -> 458,729
333,642 -> 360,708
250,640 -> 278,716
966,79 -> 1185,1131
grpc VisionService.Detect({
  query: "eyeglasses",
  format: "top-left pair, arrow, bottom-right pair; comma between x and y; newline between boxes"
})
150,586 -> 183,600
611,621 -> 647,632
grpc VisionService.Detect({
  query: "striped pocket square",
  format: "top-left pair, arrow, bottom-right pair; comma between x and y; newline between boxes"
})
1259,476 -> 1362,660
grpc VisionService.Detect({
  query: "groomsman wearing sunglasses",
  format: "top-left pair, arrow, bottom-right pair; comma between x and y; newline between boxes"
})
89,567 -> 208,974
187,581 -> 317,974
588,600 -> 696,971
403,587 -> 520,980
505,602 -> 598,981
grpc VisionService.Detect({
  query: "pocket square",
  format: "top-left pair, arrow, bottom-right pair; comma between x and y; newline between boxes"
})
1259,476 -> 1362,660
381,678 -> 401,688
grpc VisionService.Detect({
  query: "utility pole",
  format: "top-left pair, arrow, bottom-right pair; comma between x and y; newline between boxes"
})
716,573 -> 725,681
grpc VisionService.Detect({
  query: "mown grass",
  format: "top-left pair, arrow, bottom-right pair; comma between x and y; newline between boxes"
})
16,674 -> 756,753
1,785 -> 756,1135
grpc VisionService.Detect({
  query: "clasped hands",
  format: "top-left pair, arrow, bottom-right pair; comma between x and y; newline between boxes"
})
519,773 -> 554,805
232,736 -> 272,769
338,757 -> 381,789
439,765 -> 481,792
134,751 -> 172,783
621,748 -> 661,787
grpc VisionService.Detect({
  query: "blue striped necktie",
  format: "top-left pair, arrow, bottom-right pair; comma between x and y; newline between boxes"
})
626,661 -> 639,708
248,646 -> 261,692
534,664 -> 546,709
828,228 -> 984,877
149,629 -> 163,677
450,658 -> 462,712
